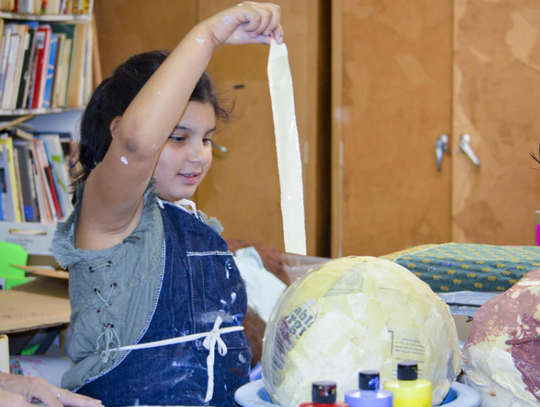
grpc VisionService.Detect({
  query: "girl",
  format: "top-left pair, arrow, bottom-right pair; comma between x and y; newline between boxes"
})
52,3 -> 283,406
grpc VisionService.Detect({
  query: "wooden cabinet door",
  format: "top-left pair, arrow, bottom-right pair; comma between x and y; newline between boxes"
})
333,0 -> 540,258
452,0 -> 540,245
196,0 -> 331,256
332,0 -> 453,257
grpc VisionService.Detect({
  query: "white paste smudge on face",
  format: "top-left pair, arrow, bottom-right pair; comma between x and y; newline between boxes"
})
121,156 -> 129,165
157,90 -> 162,95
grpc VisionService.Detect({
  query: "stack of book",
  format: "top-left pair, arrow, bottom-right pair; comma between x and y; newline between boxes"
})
0,0 -> 92,16
0,128 -> 75,223
0,18 -> 92,111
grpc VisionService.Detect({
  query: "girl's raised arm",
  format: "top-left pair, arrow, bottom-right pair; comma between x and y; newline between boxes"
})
75,2 -> 283,250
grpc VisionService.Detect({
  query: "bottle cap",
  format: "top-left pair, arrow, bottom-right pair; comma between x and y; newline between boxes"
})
312,381 -> 337,403
359,370 -> 380,390
397,361 -> 418,381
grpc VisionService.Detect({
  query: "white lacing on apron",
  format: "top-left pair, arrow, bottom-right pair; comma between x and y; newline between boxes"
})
99,316 -> 243,402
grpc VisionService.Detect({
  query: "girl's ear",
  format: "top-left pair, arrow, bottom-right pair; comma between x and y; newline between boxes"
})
109,116 -> 122,138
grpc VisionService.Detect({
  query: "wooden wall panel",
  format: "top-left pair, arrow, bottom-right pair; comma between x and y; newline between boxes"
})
94,0 -> 198,78
333,0 -> 453,257
452,0 -> 540,245
196,0 -> 330,256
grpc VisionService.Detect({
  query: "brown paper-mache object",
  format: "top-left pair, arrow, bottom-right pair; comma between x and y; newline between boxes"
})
462,269 -> 540,404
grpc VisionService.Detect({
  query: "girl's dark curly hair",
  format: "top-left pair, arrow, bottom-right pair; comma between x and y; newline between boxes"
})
72,49 -> 229,189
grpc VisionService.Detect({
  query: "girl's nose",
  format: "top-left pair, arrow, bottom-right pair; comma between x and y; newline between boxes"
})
187,141 -> 208,165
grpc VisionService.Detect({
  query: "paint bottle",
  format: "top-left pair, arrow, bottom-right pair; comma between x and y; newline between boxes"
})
383,361 -> 432,407
299,381 -> 349,407
344,370 -> 393,407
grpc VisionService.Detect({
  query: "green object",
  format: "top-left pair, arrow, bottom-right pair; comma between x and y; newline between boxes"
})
0,276 -> 33,290
20,344 -> 40,355
0,241 -> 29,289
383,243 -> 540,292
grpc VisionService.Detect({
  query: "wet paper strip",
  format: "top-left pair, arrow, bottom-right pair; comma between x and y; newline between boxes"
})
267,40 -> 307,256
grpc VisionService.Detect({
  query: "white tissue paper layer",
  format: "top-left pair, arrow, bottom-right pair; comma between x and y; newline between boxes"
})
234,247 -> 287,323
267,40 -> 307,256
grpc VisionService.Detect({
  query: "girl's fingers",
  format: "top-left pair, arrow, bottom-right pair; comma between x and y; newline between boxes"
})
259,3 -> 281,36
248,3 -> 273,37
275,24 -> 284,43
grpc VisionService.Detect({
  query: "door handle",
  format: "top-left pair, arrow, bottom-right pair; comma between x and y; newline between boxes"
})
436,134 -> 448,171
459,134 -> 480,166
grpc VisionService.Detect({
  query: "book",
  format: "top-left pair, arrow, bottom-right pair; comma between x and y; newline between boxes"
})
9,23 -> 29,109
51,32 -> 64,107
55,36 -> 70,107
45,0 -> 59,14
0,24 -> 14,105
30,25 -> 52,109
26,24 -> 42,109
66,22 -> 86,107
37,135 -> 63,217
18,0 -> 34,13
0,136 -> 22,221
50,23 -> 75,108
40,0 -> 48,14
12,144 -> 26,221
32,137 -> 55,222
17,22 -> 38,109
82,20 -> 91,105
0,0 -> 14,11
40,134 -> 72,218
13,139 -> 39,221
30,150 -> 47,222
2,32 -> 20,109
33,0 -> 41,14
0,142 -> 13,221
41,33 -> 57,108
34,137 -> 61,218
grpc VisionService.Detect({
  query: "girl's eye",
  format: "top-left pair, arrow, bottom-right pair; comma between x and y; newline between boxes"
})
170,135 -> 186,142
203,138 -> 212,144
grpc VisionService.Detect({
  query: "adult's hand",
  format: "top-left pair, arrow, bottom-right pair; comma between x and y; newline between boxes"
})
0,372 -> 102,407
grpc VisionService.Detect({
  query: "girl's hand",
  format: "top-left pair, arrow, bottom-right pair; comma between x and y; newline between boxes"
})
205,2 -> 283,46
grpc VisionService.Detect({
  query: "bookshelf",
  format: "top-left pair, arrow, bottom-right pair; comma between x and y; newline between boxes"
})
0,0 -> 99,256
0,11 -> 91,22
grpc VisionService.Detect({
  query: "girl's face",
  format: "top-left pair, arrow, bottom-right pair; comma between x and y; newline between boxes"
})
154,101 -> 216,201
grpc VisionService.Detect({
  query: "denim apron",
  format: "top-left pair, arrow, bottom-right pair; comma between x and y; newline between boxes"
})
76,201 -> 252,406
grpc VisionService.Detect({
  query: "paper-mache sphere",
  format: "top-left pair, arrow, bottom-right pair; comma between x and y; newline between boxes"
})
462,269 -> 540,406
262,256 -> 461,406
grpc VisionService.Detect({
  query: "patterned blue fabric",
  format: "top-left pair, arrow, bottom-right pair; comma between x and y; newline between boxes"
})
76,201 -> 252,406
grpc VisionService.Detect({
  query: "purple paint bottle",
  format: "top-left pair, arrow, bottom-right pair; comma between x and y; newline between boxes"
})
344,371 -> 393,407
